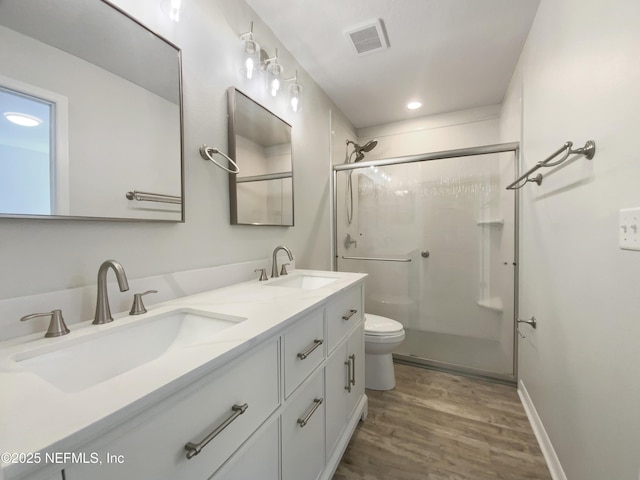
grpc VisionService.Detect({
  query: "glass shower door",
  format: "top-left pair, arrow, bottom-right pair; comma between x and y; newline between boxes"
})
335,150 -> 516,380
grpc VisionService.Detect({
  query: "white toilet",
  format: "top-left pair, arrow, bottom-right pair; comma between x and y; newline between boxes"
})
364,314 -> 405,391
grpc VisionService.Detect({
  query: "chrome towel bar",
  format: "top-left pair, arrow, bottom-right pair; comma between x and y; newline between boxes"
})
341,256 -> 412,263
506,140 -> 595,190
125,190 -> 181,204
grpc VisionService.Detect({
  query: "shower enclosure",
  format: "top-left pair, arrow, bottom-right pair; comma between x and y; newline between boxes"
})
333,143 -> 519,383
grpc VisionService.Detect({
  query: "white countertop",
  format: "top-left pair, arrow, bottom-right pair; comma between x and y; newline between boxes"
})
0,269 -> 366,480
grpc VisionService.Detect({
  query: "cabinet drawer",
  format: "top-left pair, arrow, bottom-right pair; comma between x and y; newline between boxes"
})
326,284 -> 363,353
65,340 -> 279,480
282,368 -> 325,480
283,308 -> 325,398
212,418 -> 279,480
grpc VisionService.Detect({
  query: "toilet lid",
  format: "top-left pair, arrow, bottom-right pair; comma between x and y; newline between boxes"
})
365,314 -> 404,335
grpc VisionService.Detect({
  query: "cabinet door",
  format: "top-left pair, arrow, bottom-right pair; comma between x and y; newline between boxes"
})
324,341 -> 348,459
346,323 -> 365,418
281,368 -> 325,480
325,323 -> 365,459
212,418 -> 279,480
65,340 -> 279,480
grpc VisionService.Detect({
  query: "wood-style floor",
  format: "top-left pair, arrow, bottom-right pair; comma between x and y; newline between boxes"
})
333,364 -> 551,480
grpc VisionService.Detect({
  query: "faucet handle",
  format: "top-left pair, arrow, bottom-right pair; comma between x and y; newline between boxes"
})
20,309 -> 70,338
254,268 -> 268,281
280,263 -> 290,276
129,290 -> 158,315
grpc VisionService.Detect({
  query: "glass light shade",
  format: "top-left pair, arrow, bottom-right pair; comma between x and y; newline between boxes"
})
161,0 -> 184,22
288,83 -> 303,113
266,61 -> 284,97
242,38 -> 261,80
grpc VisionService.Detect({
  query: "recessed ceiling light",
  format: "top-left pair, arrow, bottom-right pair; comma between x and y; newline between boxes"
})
407,101 -> 422,110
3,112 -> 42,127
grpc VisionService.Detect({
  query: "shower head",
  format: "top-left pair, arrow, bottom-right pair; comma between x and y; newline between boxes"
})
357,140 -> 378,153
346,139 -> 378,162
347,139 -> 378,153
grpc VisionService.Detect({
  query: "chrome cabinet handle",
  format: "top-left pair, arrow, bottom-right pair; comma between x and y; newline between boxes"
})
342,309 -> 357,321
344,354 -> 356,392
184,403 -> 248,459
344,357 -> 352,392
349,354 -> 356,387
297,398 -> 323,428
297,339 -> 323,360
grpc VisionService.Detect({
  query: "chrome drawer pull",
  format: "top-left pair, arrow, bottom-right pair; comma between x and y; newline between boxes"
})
297,398 -> 323,428
184,403 -> 248,459
344,358 -> 352,392
342,309 -> 357,321
297,339 -> 324,360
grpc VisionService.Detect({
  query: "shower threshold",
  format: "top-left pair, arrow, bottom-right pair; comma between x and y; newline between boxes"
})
394,354 -> 516,386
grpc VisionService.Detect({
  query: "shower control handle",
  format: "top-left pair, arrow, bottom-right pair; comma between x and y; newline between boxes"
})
421,250 -> 430,258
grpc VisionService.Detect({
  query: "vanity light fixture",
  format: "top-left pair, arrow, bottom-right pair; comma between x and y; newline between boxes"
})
407,101 -> 422,110
240,21 -> 261,80
265,48 -> 284,97
285,70 -> 303,113
3,112 -> 42,127
161,0 -> 184,22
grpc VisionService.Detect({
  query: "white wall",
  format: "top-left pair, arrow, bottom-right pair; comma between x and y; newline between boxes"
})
502,0 -> 640,478
0,0 -> 352,312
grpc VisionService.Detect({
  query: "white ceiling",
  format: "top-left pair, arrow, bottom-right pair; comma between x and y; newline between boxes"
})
245,0 -> 540,129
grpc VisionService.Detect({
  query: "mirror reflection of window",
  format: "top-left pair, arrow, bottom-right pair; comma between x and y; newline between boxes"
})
0,85 -> 53,215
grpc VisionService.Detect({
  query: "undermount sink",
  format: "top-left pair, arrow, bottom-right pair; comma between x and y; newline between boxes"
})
268,274 -> 337,290
14,308 -> 246,393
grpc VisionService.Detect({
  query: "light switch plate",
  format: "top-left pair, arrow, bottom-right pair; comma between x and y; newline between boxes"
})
619,207 -> 640,251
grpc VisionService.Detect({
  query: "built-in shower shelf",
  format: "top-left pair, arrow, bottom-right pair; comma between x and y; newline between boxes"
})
476,219 -> 504,227
477,297 -> 503,313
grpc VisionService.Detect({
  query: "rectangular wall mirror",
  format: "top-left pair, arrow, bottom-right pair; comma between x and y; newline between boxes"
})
0,0 -> 184,221
228,87 -> 293,226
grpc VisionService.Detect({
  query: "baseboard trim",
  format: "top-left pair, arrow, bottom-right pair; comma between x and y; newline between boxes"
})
518,380 -> 567,480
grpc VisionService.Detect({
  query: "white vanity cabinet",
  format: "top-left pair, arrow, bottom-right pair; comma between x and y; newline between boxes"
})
64,339 -> 279,480
15,276 -> 367,480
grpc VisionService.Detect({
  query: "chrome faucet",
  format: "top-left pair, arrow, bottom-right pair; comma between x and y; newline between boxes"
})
271,245 -> 293,278
93,259 -> 130,324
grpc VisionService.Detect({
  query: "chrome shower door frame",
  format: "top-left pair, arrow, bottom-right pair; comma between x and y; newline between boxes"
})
331,142 -> 521,384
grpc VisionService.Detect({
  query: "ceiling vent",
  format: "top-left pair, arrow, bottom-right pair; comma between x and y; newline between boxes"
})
345,19 -> 388,56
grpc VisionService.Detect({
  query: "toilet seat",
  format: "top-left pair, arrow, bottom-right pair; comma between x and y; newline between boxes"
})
365,314 -> 404,336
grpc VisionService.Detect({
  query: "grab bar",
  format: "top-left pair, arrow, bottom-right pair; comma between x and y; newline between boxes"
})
341,256 -> 411,263
125,190 -> 181,204
506,140 -> 595,190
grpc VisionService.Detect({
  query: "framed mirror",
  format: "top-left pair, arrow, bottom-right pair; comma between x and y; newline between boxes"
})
228,87 -> 293,226
0,0 -> 184,221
